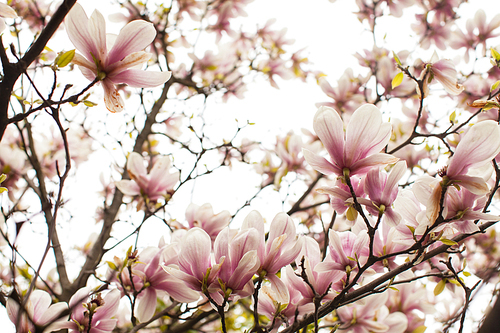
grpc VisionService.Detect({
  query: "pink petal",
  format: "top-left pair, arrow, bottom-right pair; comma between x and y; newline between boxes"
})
312,106 -> 345,167
29,290 -> 52,323
447,120 -> 500,177
136,288 -> 157,322
115,180 -> 141,196
303,149 -> 341,175
349,153 -> 399,176
96,289 -> 120,321
345,104 -> 391,165
107,20 -> 157,66
65,3 -> 98,63
0,3 -> 17,18
227,250 -> 260,290
102,79 -> 124,112
382,161 -> 406,200
266,213 -> 295,253
109,69 -> 172,88
92,319 -> 118,332
87,9 -> 107,63
72,53 -> 98,79
178,228 -> 212,280
127,152 -> 147,179
452,174 -> 490,195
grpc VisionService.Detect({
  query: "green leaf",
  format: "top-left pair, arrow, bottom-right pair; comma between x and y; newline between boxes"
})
392,72 -> 404,89
56,49 -> 75,68
449,111 -> 456,123
412,325 -> 427,333
83,100 -> 97,107
491,80 -> 500,92
440,238 -> 457,246
346,205 -> 358,222
393,51 -> 402,66
106,261 -> 117,270
434,279 -> 446,296
491,47 -> 500,61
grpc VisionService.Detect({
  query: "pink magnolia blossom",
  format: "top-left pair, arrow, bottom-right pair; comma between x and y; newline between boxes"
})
213,226 -> 261,305
7,290 -> 67,333
316,230 -> 369,276
417,52 -> 464,97
417,120 -> 500,225
316,71 -> 366,116
286,237 -> 344,304
303,104 -> 398,178
53,287 -> 120,333
257,269 -> 314,332
336,293 -> 407,333
417,186 -> 500,235
242,211 -> 303,276
164,225 -> 260,307
386,272 -> 433,333
116,152 -> 179,204
119,246 -> 199,322
66,3 -> 171,112
0,2 -> 17,31
185,203 -> 231,241
451,9 -> 500,62
412,14 -> 452,50
357,161 -> 407,227
163,227 -> 223,296
317,176 -> 366,224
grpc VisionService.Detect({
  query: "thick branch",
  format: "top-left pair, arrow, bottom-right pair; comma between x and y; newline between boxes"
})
64,80 -> 173,302
0,0 -> 77,141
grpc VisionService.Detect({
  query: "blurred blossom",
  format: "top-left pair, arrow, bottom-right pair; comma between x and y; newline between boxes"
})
185,203 -> 231,241
316,70 -> 367,117
0,2 -> 17,32
7,290 -> 68,333
115,152 -> 179,209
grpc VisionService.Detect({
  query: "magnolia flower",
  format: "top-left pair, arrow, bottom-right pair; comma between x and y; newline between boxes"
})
0,2 -> 17,31
241,211 -> 303,279
417,120 -> 500,225
164,226 -> 260,307
213,227 -> 261,305
316,230 -> 369,275
357,161 -> 407,227
7,290 -> 67,333
303,104 -> 398,178
336,293 -> 407,333
185,203 -> 231,241
115,152 -> 179,205
286,237 -> 344,304
53,287 -> 120,333
66,3 -> 171,112
417,52 -> 464,98
122,246 -> 199,322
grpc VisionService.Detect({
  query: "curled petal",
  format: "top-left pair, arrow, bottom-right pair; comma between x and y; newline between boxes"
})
303,149 -> 341,175
345,104 -> 391,165
110,68 -> 172,88
312,106 -> 344,166
107,20 -> 157,65
102,79 -> 124,112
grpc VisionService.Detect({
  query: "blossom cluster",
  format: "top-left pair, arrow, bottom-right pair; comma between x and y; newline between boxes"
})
3,0 -> 500,333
